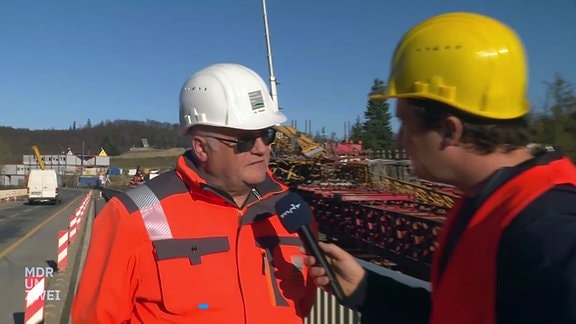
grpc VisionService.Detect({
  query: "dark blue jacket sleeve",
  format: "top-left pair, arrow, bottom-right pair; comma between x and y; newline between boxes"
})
342,269 -> 431,323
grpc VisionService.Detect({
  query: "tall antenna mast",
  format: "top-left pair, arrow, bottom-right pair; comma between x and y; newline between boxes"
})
262,0 -> 279,106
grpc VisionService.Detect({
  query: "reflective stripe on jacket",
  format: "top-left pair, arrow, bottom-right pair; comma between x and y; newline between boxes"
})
430,157 -> 576,324
71,153 -> 317,323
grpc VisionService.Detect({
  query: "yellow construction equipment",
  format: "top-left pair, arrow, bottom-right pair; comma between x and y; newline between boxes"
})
32,145 -> 46,170
273,125 -> 326,158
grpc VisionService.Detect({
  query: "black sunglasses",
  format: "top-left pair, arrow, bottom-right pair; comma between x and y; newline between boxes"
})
206,128 -> 277,153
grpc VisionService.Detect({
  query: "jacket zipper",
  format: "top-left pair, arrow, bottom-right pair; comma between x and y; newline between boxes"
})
251,187 -> 263,200
261,250 -> 267,275
236,185 -> 284,320
235,212 -> 248,324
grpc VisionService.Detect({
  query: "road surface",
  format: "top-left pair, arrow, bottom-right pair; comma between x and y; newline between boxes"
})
0,189 -> 86,324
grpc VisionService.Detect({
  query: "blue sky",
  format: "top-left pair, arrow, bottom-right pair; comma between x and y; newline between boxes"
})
1,0 -> 575,139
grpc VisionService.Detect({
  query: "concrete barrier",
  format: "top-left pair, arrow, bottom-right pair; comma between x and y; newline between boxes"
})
99,187 -> 124,202
0,188 -> 27,201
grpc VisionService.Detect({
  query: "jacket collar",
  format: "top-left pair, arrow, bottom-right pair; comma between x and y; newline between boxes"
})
175,150 -> 286,208
474,150 -> 565,206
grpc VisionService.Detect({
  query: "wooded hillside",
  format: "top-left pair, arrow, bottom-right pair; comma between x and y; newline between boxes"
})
0,119 -> 188,165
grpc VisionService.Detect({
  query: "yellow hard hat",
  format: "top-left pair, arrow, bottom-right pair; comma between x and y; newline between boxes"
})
374,12 -> 529,119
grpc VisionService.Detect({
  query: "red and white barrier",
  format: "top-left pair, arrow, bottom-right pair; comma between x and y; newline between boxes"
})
75,207 -> 83,227
0,189 -> 27,202
25,275 -> 45,324
57,231 -> 68,272
55,191 -> 92,277
68,194 -> 89,243
68,214 -> 78,243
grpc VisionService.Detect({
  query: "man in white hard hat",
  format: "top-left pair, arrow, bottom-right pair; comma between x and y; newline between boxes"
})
72,63 -> 318,323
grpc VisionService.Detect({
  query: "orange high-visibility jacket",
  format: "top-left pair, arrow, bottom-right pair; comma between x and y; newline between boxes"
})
430,157 -> 576,323
71,154 -> 317,323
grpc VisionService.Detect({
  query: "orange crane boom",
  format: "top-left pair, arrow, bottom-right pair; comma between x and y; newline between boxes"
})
31,145 -> 46,170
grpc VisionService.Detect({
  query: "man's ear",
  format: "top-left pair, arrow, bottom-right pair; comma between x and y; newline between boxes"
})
191,136 -> 209,162
441,116 -> 463,146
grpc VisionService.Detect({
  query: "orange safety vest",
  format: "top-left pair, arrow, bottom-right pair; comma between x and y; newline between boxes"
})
430,157 -> 576,324
72,155 -> 317,323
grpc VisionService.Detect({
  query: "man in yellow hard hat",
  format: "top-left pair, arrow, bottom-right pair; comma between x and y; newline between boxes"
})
302,12 -> 576,323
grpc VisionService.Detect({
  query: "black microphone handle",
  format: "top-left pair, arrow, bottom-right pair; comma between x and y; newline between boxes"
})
298,226 -> 345,302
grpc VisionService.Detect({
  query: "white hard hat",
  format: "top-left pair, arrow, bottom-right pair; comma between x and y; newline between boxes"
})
179,63 -> 287,133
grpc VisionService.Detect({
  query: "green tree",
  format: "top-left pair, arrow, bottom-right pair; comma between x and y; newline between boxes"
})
349,116 -> 363,142
101,136 -> 120,156
0,138 -> 17,164
531,74 -> 576,160
360,79 -> 394,150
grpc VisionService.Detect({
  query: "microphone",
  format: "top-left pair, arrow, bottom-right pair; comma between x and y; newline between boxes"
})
275,192 -> 345,302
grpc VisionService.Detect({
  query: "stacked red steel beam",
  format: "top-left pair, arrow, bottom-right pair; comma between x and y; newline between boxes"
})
297,183 -> 453,278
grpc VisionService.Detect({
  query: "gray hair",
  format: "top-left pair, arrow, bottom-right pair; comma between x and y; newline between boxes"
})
190,127 -> 220,152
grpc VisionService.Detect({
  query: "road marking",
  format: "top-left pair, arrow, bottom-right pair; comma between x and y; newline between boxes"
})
0,197 -> 79,260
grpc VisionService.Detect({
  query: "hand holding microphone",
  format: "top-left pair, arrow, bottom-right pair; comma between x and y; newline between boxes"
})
275,192 -> 346,302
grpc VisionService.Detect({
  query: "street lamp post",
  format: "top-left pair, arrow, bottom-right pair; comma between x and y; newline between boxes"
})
81,141 -> 85,174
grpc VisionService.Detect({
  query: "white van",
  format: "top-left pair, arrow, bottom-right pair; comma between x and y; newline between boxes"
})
27,169 -> 62,204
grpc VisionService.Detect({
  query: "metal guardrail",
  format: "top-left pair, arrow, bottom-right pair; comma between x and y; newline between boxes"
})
305,289 -> 361,324
304,259 -> 430,324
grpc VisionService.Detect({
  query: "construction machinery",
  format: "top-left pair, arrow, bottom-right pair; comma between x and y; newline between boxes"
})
273,125 -> 327,159
270,125 -> 332,185
129,166 -> 145,188
32,145 -> 46,170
